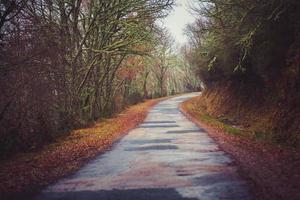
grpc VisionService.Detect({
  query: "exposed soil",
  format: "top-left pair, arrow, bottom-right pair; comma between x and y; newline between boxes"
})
180,97 -> 300,200
199,82 -> 300,147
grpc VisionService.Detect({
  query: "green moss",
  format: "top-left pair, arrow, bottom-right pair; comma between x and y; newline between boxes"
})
201,113 -> 215,122
224,125 -> 242,135
198,110 -> 242,136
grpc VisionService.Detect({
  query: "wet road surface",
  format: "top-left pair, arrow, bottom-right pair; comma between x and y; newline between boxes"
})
34,93 -> 251,200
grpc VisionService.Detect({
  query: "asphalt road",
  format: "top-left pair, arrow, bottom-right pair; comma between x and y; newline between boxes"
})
34,93 -> 251,200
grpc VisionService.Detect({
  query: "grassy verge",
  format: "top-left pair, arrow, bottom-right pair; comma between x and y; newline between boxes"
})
180,97 -> 246,137
0,97 -> 166,197
180,96 -> 300,200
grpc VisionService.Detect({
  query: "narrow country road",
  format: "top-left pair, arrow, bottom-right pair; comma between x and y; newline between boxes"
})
35,93 -> 251,200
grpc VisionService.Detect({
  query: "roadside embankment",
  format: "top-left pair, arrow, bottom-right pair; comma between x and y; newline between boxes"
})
180,95 -> 300,200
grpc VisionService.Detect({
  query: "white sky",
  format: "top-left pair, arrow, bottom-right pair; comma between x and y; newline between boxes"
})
162,0 -> 197,46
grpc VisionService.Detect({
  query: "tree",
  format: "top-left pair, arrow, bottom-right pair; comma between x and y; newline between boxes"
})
0,0 -> 176,157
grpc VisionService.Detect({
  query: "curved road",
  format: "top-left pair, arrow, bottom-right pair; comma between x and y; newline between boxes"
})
35,93 -> 251,200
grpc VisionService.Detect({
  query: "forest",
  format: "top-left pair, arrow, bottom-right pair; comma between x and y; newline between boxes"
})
184,0 -> 300,146
0,0 -> 300,199
0,0 -> 200,158
0,0 -> 299,162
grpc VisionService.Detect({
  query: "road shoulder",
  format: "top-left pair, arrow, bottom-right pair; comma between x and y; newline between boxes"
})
179,96 -> 300,200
